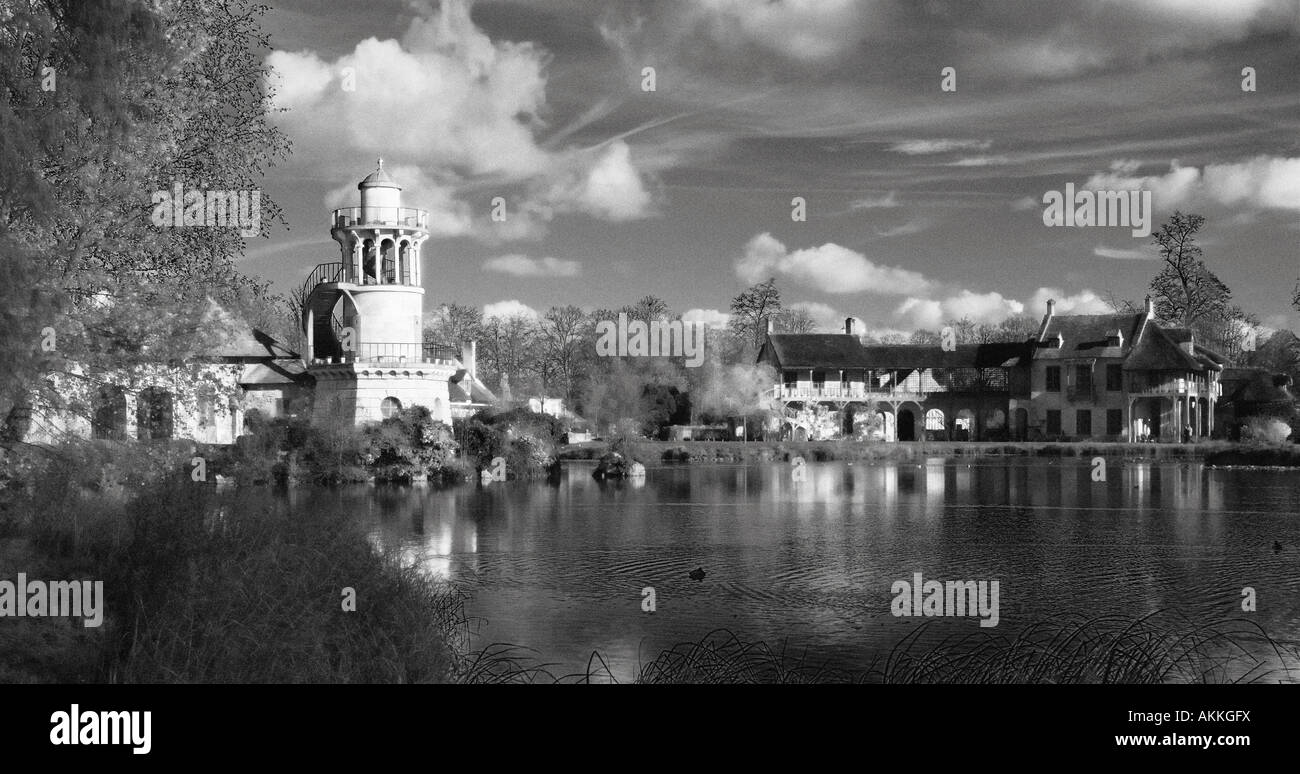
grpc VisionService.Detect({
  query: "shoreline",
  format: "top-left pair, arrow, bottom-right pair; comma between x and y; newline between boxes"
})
556,439 -> 1300,466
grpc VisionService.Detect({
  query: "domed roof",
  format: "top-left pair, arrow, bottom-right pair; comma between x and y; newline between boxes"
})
358,158 -> 401,190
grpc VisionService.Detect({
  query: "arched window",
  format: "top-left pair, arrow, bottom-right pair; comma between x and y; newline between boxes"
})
380,396 -> 402,419
955,409 -> 975,432
137,387 -> 174,440
92,386 -> 127,440
924,408 -> 945,431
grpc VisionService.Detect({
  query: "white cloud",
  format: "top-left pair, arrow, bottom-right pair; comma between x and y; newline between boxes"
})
1029,287 -> 1113,315
735,232 -> 932,295
1082,156 -> 1300,212
948,155 -> 1011,167
682,308 -> 731,329
849,191 -> 899,209
543,141 -> 655,221
267,0 -> 656,240
483,299 -> 540,320
890,139 -> 991,155
1093,245 -> 1154,260
893,290 -> 1025,330
692,0 -> 871,62
483,254 -> 582,277
875,218 -> 930,238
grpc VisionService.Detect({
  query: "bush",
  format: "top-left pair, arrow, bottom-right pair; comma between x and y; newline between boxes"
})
1241,416 -> 1291,445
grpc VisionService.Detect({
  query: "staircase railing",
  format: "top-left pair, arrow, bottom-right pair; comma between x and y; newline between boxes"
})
302,262 -> 346,300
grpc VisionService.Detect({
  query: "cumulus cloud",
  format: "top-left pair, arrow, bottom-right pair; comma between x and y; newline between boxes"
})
483,254 -> 582,277
735,232 -> 932,295
893,290 -> 1025,330
1082,156 -> 1300,212
682,308 -> 731,329
267,0 -> 656,241
483,299 -> 540,320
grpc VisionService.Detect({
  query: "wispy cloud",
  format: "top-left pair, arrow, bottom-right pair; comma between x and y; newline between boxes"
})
891,139 -> 992,155
1093,245 -> 1154,260
483,254 -> 582,277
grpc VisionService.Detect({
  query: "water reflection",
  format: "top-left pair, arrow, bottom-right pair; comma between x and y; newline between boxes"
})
291,458 -> 1300,681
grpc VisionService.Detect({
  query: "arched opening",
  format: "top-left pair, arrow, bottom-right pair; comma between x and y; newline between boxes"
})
924,408 -> 945,440
92,385 -> 127,440
398,240 -> 412,284
136,387 -> 174,440
955,408 -> 975,441
362,238 -> 377,283
898,408 -> 916,441
380,396 -> 402,420
380,238 -> 396,283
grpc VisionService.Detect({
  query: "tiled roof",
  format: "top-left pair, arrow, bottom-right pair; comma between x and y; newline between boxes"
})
763,334 -> 868,369
1040,313 -> 1144,354
1122,324 -> 1205,371
762,335 -> 1030,370
216,327 -> 300,360
239,360 -> 309,386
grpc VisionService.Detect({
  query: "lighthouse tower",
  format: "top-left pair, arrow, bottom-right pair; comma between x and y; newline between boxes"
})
303,159 -> 460,425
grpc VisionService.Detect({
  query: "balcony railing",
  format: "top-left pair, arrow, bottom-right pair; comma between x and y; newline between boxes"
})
312,342 -> 460,366
770,384 -> 926,401
1126,378 -> 1216,396
332,206 -> 428,230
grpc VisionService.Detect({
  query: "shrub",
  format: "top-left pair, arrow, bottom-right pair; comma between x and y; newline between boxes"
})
1241,416 -> 1291,445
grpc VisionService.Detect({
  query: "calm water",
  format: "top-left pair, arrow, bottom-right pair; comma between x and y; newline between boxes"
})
292,458 -> 1300,681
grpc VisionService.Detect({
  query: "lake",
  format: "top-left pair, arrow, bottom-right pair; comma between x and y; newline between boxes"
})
292,458 -> 1300,682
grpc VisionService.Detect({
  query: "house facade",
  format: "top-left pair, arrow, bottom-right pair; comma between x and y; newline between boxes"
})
758,298 -> 1225,442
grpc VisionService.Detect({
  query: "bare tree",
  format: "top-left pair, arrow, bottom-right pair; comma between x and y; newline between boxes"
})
729,277 -> 782,358
776,307 -> 819,334
1149,212 -> 1230,327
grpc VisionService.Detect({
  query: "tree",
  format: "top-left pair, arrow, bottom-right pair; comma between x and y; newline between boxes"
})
424,303 -> 483,353
1148,212 -> 1230,328
622,295 -> 670,324
538,305 -> 591,400
728,278 -> 782,358
776,308 -> 818,334
1,0 -> 289,443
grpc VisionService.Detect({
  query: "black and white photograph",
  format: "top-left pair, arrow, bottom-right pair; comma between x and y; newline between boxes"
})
2,0 -> 1299,748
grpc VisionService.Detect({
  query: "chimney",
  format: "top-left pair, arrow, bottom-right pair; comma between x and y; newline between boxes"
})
460,341 -> 477,380
1144,295 -> 1154,317
844,317 -> 855,336
766,317 -> 774,334
1046,299 -> 1055,316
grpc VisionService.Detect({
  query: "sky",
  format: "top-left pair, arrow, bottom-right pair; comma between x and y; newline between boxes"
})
246,0 -> 1300,338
